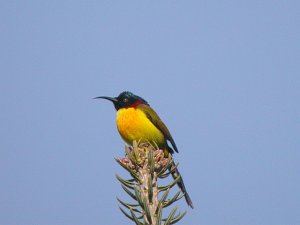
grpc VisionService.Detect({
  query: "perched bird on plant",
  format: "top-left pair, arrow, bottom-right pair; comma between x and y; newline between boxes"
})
95,91 -> 193,208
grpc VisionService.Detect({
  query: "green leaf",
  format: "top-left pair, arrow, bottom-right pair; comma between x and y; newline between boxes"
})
130,207 -> 142,225
162,191 -> 181,208
116,174 -> 135,189
116,197 -> 141,213
155,203 -> 162,225
114,159 -> 141,182
119,206 -> 134,221
158,163 -> 179,179
126,147 -> 136,165
148,175 -> 153,204
156,188 -> 170,214
169,211 -> 187,224
169,162 -> 179,173
114,158 -> 130,171
121,185 -> 137,201
157,154 -> 172,176
158,171 -> 171,179
143,197 -> 152,224
115,158 -> 141,182
133,144 -> 140,163
130,172 -> 142,183
133,186 -> 144,209
148,149 -> 155,174
164,206 -> 177,225
158,175 -> 181,192
133,140 -> 139,149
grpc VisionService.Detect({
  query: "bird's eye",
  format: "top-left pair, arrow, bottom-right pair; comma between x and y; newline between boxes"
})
123,98 -> 129,103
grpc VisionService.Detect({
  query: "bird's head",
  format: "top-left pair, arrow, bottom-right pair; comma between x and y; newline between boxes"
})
94,91 -> 148,110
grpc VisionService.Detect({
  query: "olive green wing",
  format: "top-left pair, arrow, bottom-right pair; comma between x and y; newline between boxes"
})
138,104 -> 179,153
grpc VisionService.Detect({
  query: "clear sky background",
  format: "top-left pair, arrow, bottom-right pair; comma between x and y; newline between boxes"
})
1,1 -> 299,225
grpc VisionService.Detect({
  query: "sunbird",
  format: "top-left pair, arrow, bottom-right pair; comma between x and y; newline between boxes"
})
95,91 -> 193,208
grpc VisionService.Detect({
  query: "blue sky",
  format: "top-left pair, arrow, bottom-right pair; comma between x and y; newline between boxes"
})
1,1 -> 299,225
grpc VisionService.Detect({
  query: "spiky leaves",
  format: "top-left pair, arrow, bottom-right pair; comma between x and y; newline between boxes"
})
115,142 -> 187,225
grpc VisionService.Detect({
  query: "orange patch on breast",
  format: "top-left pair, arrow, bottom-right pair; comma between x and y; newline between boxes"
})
116,107 -> 165,146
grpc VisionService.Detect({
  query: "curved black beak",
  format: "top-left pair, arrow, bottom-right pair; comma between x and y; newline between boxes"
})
93,96 -> 118,103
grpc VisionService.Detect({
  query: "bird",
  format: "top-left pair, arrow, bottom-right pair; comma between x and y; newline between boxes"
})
95,91 -> 193,208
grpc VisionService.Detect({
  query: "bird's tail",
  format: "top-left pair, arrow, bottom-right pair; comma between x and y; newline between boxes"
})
170,161 -> 194,208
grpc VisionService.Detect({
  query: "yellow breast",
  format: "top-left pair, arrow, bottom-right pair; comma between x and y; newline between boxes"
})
116,107 -> 165,147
